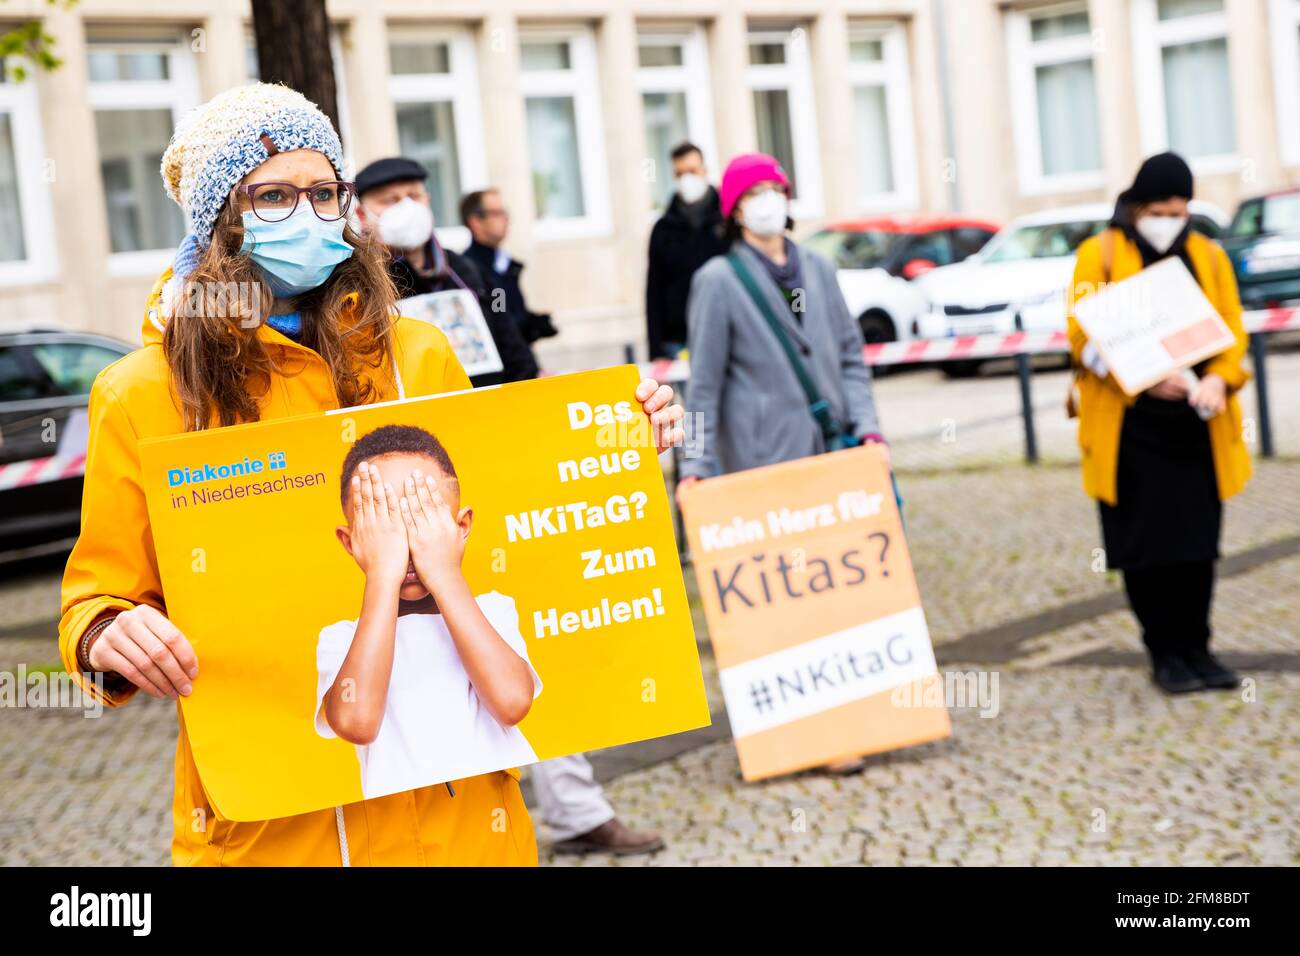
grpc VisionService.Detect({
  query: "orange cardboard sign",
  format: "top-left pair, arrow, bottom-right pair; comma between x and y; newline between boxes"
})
682,445 -> 950,780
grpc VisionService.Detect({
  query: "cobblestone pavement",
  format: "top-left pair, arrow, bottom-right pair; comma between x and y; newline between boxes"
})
542,670 -> 1298,866
2,374 -> 1298,866
902,458 -> 1300,647
540,549 -> 1300,866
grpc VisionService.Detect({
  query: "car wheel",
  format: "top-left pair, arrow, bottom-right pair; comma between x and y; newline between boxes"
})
857,309 -> 896,345
941,359 -> 984,379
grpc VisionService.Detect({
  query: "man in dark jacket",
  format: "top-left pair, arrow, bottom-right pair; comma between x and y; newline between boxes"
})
645,142 -> 729,360
354,158 -> 537,387
459,188 -> 557,352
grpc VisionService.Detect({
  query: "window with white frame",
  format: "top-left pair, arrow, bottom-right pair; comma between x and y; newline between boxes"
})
1131,0 -> 1237,169
635,28 -> 717,211
1005,4 -> 1104,194
1269,0 -> 1300,166
746,27 -> 821,218
386,29 -> 488,235
0,61 -> 57,283
518,28 -> 610,238
87,34 -> 198,268
846,24 -> 918,210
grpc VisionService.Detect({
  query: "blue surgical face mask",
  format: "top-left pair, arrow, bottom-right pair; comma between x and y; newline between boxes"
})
239,203 -> 354,298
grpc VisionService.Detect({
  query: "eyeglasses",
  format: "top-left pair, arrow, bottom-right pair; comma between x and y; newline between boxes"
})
235,180 -> 356,223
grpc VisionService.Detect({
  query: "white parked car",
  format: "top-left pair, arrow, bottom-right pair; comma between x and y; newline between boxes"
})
914,201 -> 1231,375
804,215 -> 1000,344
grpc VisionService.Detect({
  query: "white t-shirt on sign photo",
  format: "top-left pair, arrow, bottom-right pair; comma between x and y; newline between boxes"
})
314,591 -> 542,799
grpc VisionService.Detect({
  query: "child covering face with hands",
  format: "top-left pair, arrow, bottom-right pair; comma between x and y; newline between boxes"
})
315,424 -> 542,798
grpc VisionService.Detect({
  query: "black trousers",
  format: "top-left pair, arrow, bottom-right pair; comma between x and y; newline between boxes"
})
1122,561 -> 1215,659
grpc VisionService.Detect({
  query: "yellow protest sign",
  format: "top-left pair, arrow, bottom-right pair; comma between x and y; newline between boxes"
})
681,445 -> 949,781
139,366 -> 708,821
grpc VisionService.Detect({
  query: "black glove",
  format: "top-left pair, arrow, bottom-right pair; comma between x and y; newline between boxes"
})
523,311 -> 559,342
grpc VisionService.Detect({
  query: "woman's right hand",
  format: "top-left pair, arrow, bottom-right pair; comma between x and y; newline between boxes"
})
675,475 -> 701,510
1147,375 -> 1190,401
87,604 -> 199,700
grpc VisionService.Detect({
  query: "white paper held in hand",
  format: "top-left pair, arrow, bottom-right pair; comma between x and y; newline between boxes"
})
1072,257 -> 1235,396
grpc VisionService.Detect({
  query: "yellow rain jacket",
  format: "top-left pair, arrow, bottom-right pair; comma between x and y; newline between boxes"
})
1067,228 -> 1253,506
59,272 -> 538,866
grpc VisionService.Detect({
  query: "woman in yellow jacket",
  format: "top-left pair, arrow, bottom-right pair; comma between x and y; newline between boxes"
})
58,83 -> 684,865
1067,152 -> 1251,695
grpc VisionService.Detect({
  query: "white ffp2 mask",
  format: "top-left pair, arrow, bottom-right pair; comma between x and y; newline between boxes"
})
676,173 -> 709,205
1135,215 -> 1188,254
741,190 -> 790,237
374,197 -> 435,250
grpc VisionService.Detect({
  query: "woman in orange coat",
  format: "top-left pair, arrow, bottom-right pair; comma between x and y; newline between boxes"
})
1067,152 -> 1251,695
58,83 -> 684,865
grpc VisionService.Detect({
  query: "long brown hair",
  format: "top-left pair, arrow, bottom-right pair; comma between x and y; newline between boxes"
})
163,201 -> 398,430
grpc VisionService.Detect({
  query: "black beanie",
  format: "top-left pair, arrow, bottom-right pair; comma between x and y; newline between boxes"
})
1120,151 -> 1194,205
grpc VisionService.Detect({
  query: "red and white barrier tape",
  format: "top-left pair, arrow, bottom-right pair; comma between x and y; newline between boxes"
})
644,306 -> 1300,376
0,453 -> 86,491
864,306 -> 1300,367
1248,305 -> 1300,334
864,329 -> 1069,367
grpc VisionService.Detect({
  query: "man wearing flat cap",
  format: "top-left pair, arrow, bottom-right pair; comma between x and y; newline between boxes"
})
353,157 -> 538,386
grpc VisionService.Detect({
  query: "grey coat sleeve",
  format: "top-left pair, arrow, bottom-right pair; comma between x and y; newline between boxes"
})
679,265 -> 730,480
821,256 -> 883,439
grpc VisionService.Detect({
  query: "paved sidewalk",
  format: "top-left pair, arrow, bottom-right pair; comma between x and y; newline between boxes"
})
542,667 -> 1298,866
539,547 -> 1300,865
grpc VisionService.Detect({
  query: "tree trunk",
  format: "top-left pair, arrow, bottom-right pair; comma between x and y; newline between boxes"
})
249,0 -> 339,133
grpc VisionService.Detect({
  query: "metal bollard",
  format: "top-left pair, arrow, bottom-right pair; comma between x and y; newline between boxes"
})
1013,313 -> 1039,465
1249,332 -> 1275,458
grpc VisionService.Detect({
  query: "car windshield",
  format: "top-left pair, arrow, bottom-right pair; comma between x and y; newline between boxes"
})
1261,194 -> 1300,234
805,229 -> 903,270
980,220 -> 1106,263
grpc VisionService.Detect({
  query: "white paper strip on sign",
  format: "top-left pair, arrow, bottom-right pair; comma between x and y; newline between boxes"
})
717,606 -> 937,739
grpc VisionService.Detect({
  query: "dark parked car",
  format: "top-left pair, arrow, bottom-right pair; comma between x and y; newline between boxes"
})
0,328 -> 132,553
1223,189 -> 1300,310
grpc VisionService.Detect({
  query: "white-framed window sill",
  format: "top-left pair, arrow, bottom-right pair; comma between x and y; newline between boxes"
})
106,249 -> 174,280
1019,170 -> 1107,198
1187,154 -> 1242,178
858,191 -> 922,215
0,261 -> 58,287
532,217 -> 615,243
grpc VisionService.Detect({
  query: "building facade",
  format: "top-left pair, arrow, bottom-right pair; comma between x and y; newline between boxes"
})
1,0 -> 1295,369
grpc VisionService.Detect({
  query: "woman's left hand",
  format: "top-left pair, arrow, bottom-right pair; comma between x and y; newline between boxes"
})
1190,373 -> 1227,417
637,378 -> 685,454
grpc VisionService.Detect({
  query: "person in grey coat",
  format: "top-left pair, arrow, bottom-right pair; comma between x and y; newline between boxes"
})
676,152 -> 885,493
675,153 -> 886,775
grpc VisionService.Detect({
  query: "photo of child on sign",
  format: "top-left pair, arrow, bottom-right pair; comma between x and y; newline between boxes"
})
136,366 -> 709,822
315,425 -> 542,799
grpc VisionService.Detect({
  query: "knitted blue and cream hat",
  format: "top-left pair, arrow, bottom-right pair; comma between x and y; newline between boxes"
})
157,83 -> 344,319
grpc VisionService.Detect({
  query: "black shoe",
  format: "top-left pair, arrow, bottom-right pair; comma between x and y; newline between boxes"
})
1152,655 -> 1205,694
1183,649 -> 1240,690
